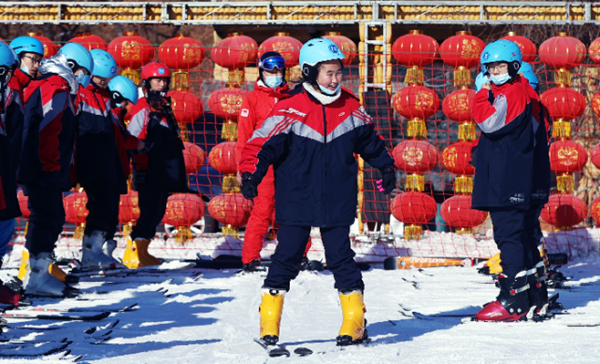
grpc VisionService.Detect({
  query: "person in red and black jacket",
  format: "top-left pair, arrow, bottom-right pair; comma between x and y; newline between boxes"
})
105,75 -> 144,263
75,49 -> 145,271
19,43 -> 93,297
236,51 -> 312,272
239,39 -> 395,347
123,62 -> 188,269
471,40 -> 544,322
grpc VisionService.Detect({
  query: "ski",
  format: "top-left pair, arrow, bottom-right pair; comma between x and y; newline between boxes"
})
2,310 -> 110,321
294,347 -> 313,356
70,262 -> 197,278
0,339 -> 71,358
6,303 -> 138,314
254,338 -> 290,357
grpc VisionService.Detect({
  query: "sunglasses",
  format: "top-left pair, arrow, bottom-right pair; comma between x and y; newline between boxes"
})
259,56 -> 286,71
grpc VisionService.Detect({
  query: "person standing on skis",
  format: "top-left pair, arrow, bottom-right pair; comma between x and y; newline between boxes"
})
104,75 -> 143,264
76,49 -> 144,271
472,40 -> 542,321
124,62 -> 189,269
19,43 -> 92,297
239,38 -> 396,346
236,51 -> 311,272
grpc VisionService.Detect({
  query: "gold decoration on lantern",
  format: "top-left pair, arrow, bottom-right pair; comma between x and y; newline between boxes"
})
404,225 -> 423,240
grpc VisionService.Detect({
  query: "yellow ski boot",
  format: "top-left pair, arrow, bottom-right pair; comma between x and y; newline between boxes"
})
259,289 -> 284,345
122,237 -> 160,269
18,250 -> 78,284
336,290 -> 368,346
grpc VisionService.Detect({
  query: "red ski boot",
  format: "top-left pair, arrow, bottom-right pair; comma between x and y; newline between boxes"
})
476,270 -> 530,322
0,283 -> 22,305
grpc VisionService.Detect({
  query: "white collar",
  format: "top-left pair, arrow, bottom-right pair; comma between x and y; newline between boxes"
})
302,83 -> 341,105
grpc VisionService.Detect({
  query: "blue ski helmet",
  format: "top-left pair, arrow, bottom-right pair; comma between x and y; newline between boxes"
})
480,39 -> 522,76
10,36 -> 44,57
299,38 -> 345,84
0,42 -> 18,87
90,49 -> 117,79
519,61 -> 538,90
108,75 -> 139,107
58,42 -> 94,74
475,71 -> 489,92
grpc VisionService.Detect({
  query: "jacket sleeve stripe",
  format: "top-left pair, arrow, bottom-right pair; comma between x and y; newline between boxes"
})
476,94 -> 508,133
128,108 -> 148,138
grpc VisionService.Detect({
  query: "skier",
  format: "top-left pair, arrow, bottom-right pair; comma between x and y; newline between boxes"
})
236,51 -> 311,272
19,43 -> 93,297
124,62 -> 188,269
239,38 -> 396,346
105,75 -> 143,265
471,40 -> 539,321
76,49 -> 137,270
0,36 -> 43,267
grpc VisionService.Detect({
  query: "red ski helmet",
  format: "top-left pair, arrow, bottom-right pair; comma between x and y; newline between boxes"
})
141,62 -> 171,81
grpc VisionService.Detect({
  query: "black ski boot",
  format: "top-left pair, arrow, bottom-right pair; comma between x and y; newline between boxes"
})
476,270 -> 531,322
526,266 -> 545,321
242,259 -> 263,272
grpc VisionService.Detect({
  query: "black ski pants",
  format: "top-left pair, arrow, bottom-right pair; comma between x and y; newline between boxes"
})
130,189 -> 169,241
523,204 -> 544,268
264,225 -> 364,292
83,183 -> 120,237
24,184 -> 65,256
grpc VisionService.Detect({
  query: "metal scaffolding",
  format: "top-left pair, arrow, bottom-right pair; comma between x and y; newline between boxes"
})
0,1 -> 597,26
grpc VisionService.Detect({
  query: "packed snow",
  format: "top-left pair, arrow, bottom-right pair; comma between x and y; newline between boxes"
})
1,229 -> 600,363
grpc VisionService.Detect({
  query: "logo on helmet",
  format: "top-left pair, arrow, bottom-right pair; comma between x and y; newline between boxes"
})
483,52 -> 489,60
158,68 -> 165,75
111,66 -> 116,73
329,44 -> 339,54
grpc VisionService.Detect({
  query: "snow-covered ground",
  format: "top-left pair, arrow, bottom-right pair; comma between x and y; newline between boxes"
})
1,239 -> 600,363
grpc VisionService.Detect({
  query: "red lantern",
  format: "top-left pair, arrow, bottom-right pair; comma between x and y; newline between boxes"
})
539,33 -> 586,70
540,87 -> 586,121
211,33 -> 258,70
440,195 -> 488,233
107,32 -> 154,84
441,141 -> 475,176
207,193 -> 253,237
167,91 -> 204,124
323,32 -> 357,65
541,194 -> 587,231
392,140 -> 439,174
392,86 -> 440,120
158,34 -> 204,71
391,192 -> 437,240
208,88 -> 247,120
501,32 -> 537,63
442,89 -> 475,122
68,33 -> 107,51
183,142 -> 206,174
392,30 -> 439,67
27,33 -> 57,58
439,31 -> 485,69
119,189 -> 140,224
591,197 -> 600,225
591,92 -> 600,117
208,142 -> 237,175
589,37 -> 600,65
549,140 -> 588,174
591,143 -> 600,170
64,190 -> 89,238
162,193 -> 205,243
17,189 -> 29,219
259,32 -> 302,67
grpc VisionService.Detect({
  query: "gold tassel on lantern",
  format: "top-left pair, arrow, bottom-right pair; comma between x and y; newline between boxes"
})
172,71 -> 190,91
405,174 -> 425,192
552,120 -> 571,139
222,119 -> 238,141
222,175 -> 240,193
454,65 -> 471,88
556,173 -> 574,193
405,65 -> 424,85
554,69 -> 571,87
174,226 -> 193,244
458,122 -> 477,141
407,118 -> 427,139
122,68 -> 141,85
74,223 -> 85,239
454,176 -> 474,194
222,224 -> 240,239
404,225 -> 423,240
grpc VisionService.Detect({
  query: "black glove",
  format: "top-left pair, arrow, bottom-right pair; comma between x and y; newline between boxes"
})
40,171 -> 58,188
376,165 -> 396,195
240,172 -> 259,200
132,139 -> 154,155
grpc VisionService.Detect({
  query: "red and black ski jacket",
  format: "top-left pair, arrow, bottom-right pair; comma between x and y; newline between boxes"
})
127,97 -> 188,193
19,74 -> 76,191
471,75 -> 535,210
0,82 -> 24,219
73,84 -> 126,190
239,86 -> 394,227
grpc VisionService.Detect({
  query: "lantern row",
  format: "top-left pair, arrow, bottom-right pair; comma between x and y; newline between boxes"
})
2,1 -> 600,25
13,30 -> 600,240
